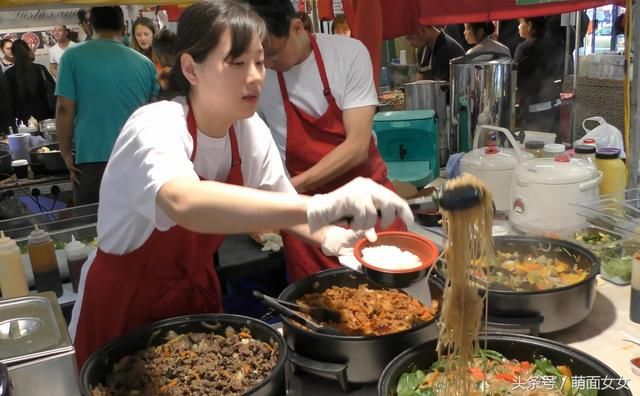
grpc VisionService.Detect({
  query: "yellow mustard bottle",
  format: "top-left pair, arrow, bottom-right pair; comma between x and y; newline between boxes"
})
595,148 -> 627,201
0,231 -> 29,298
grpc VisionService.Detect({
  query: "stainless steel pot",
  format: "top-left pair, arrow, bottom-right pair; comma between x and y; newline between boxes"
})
450,52 -> 516,153
404,80 -> 450,164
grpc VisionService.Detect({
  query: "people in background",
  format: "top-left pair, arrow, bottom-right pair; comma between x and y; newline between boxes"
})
151,29 -> 176,92
331,14 -> 351,37
407,24 -> 464,81
444,24 -> 472,52
49,25 -> 77,79
463,22 -> 511,57
69,0 -> 412,366
515,17 -> 564,136
1,39 -> 14,73
0,72 -> 16,134
130,17 -> 156,63
77,9 -> 93,41
297,11 -> 313,32
56,6 -> 158,205
5,40 -> 56,125
248,0 -> 408,281
497,19 -> 524,57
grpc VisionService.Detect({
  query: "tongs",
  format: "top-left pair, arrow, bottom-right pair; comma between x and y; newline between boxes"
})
252,291 -> 343,336
407,185 -> 484,212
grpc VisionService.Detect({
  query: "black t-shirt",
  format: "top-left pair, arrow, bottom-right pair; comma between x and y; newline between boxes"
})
418,32 -> 465,81
514,37 -> 564,106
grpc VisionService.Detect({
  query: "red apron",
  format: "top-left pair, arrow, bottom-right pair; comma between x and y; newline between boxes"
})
73,103 -> 243,367
278,34 -> 405,282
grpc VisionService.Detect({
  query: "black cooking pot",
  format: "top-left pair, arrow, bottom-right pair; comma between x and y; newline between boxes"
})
29,143 -> 67,174
436,235 -> 599,333
379,333 -> 630,396
80,314 -> 287,396
278,268 -> 443,389
0,151 -> 12,176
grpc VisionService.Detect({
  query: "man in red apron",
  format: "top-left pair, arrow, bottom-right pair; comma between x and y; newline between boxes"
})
250,0 -> 407,281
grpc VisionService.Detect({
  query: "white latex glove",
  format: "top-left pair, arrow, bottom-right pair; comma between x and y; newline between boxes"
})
307,177 -> 414,241
320,226 -> 364,257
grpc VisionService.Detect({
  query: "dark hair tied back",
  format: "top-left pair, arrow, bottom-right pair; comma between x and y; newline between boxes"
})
166,0 -> 266,98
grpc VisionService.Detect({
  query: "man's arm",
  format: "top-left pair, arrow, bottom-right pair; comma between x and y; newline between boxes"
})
290,105 -> 375,193
49,63 -> 58,79
56,96 -> 81,184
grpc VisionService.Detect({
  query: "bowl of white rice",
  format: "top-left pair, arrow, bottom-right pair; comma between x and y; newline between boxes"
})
354,231 -> 439,288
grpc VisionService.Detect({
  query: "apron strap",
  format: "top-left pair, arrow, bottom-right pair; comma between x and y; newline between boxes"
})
228,126 -> 240,166
308,33 -> 332,99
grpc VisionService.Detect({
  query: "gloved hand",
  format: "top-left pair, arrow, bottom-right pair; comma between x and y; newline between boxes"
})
307,177 -> 414,240
320,226 -> 365,257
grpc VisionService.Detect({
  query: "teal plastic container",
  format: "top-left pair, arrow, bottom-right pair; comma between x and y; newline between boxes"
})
373,110 -> 439,188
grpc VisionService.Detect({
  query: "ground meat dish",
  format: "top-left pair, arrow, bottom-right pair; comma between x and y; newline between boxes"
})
296,285 -> 438,336
91,327 -> 278,396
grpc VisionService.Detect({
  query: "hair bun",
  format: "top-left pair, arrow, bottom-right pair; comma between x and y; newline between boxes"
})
485,22 -> 495,35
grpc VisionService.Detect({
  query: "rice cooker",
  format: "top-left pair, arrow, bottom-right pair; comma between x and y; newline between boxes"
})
460,125 -> 532,212
510,156 -> 603,233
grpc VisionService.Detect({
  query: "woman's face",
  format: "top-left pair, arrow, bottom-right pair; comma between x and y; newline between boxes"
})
189,29 -> 265,121
463,24 -> 477,44
518,19 -> 530,39
2,41 -> 13,61
134,25 -> 154,51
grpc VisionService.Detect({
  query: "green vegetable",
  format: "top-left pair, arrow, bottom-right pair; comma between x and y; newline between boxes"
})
397,370 -> 432,396
601,256 -> 632,281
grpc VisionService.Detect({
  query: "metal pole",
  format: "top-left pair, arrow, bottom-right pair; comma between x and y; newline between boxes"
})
571,11 -> 582,143
630,2 -> 640,189
564,14 -> 572,77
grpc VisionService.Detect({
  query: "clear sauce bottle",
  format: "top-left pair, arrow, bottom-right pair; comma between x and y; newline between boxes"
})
27,225 -> 62,297
0,231 -> 29,298
573,145 -> 596,166
64,235 -> 88,293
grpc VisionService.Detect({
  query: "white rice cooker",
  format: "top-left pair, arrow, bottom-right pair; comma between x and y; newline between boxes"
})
460,125 -> 532,212
510,156 -> 603,233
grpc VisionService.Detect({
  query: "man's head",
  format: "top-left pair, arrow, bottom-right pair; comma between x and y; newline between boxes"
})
90,6 -> 125,38
53,25 -> 69,42
77,9 -> 92,37
243,0 -> 309,72
407,25 -> 441,49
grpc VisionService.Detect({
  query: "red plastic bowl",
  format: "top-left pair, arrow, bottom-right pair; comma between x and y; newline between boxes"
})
354,231 -> 440,288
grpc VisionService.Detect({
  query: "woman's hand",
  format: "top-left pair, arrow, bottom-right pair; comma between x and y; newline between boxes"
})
306,177 -> 413,239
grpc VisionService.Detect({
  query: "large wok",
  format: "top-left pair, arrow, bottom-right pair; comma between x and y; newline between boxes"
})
80,314 -> 287,396
29,143 -> 67,174
277,268 -> 443,389
379,333 -> 630,396
437,235 -> 599,333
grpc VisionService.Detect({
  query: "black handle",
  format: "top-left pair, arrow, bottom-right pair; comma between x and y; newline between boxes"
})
252,291 -> 322,331
288,350 -> 351,392
484,314 -> 543,337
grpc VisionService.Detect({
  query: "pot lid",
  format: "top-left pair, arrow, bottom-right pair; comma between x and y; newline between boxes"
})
0,293 -> 73,365
374,109 -> 435,122
515,157 -> 598,185
461,147 -> 530,171
450,53 -> 512,65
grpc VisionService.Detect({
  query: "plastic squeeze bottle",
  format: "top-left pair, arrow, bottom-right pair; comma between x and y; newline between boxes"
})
27,225 -> 62,296
65,235 -> 88,293
0,231 -> 29,298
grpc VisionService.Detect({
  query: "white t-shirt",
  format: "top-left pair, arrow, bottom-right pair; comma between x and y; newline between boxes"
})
96,96 -> 295,255
49,41 -> 77,65
258,34 -> 379,161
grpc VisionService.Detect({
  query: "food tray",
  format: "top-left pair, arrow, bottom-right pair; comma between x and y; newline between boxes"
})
572,188 -> 640,237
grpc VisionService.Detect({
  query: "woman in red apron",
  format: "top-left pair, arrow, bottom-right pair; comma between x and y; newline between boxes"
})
70,0 -> 413,367
249,0 -> 407,282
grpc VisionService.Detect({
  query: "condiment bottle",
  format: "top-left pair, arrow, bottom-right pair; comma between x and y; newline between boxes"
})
0,231 -> 28,298
596,148 -> 627,201
27,225 -> 62,296
524,141 -> 545,158
64,235 -> 88,293
543,143 -> 565,158
573,145 -> 596,166
630,250 -> 640,323
583,137 -> 597,147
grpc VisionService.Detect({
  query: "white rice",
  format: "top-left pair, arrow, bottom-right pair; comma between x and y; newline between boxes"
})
361,245 -> 422,270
